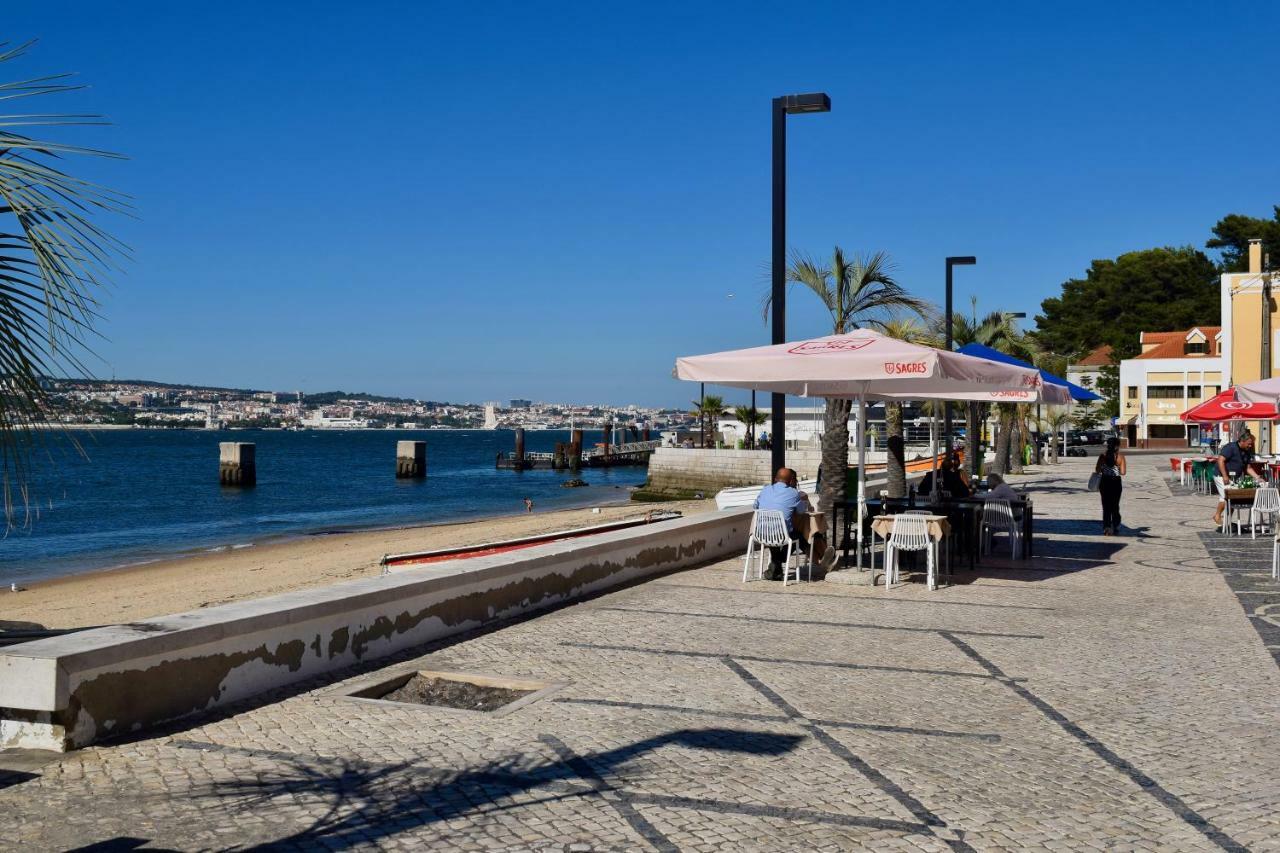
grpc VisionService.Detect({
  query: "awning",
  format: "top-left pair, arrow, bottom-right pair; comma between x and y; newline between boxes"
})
955,343 -> 1102,402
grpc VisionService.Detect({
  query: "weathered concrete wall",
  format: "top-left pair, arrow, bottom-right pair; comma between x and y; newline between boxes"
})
0,509 -> 751,752
645,448 -> 825,496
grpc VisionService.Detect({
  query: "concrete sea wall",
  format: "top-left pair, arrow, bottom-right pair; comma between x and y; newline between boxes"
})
644,448 -> 825,497
0,509 -> 752,751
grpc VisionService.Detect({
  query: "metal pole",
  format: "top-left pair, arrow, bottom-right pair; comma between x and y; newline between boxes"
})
771,97 -> 786,474
1263,258 -> 1273,455
944,260 -> 954,452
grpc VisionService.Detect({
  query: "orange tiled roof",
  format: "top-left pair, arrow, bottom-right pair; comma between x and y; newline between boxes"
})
1133,327 -> 1221,360
1073,344 -> 1113,367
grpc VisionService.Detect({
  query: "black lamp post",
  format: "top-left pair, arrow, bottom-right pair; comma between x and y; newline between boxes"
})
942,255 -> 977,452
771,92 -> 831,473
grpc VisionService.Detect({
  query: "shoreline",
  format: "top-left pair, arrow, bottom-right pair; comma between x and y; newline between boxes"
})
1,497 -> 715,630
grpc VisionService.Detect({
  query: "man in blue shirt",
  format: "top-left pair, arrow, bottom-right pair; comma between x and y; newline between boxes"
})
754,467 -> 811,579
1214,431 -> 1264,526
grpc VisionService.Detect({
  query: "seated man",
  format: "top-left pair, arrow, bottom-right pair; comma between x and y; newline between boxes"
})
753,466 -> 811,580
919,451 -> 972,498
984,472 -> 1020,502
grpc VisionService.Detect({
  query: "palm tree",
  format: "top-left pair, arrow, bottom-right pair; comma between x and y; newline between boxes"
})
1040,408 -> 1071,464
732,404 -> 766,448
933,309 -> 1023,478
690,394 -> 725,447
0,42 -> 127,521
766,248 -> 929,538
878,316 -> 936,497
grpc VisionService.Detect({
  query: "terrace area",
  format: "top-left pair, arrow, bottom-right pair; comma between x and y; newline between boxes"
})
3,457 -> 1279,851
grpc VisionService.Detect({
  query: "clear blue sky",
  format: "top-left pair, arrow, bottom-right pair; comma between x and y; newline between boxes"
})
8,1 -> 1278,407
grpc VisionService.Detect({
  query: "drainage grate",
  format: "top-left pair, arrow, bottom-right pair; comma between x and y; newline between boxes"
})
336,669 -> 566,717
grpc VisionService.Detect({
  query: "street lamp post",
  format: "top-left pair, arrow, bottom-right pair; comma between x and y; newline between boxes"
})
943,256 -> 976,453
771,92 -> 831,474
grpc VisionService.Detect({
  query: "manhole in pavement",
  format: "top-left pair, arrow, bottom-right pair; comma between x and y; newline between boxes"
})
335,669 -> 566,717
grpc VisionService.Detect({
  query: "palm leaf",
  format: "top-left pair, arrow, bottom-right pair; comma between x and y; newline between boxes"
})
0,40 -> 128,524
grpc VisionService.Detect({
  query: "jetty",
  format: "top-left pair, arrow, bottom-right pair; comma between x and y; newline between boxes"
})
496,425 -> 660,470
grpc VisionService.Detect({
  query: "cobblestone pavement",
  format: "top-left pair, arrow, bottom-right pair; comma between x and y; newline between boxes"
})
4,457 -> 1280,851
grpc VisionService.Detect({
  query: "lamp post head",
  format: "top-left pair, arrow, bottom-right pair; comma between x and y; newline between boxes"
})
946,256 -> 977,267
778,92 -> 831,114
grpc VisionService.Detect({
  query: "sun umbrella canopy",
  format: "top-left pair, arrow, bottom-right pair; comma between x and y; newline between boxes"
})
1180,388 -> 1279,423
675,330 -> 1070,403
955,343 -> 1101,402
1234,377 -> 1280,406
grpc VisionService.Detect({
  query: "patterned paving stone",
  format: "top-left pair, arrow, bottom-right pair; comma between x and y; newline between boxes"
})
2,456 -> 1280,851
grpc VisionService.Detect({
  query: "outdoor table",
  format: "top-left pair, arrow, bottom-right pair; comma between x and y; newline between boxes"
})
796,510 -> 826,572
1223,487 -> 1256,534
1171,457 -> 1199,485
869,513 -> 951,590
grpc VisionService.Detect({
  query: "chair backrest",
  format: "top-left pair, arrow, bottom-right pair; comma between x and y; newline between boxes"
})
888,513 -> 930,551
751,510 -> 791,547
1256,486 -> 1280,512
982,499 -> 1015,529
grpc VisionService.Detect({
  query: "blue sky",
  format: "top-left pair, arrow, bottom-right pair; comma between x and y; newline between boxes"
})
8,1 -> 1278,407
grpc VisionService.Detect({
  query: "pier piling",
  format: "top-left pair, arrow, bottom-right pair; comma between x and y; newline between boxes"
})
219,442 -> 256,487
570,429 -> 583,470
514,428 -> 526,468
396,440 -> 427,478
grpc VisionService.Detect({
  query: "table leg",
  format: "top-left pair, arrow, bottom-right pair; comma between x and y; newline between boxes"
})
1022,506 -> 1032,560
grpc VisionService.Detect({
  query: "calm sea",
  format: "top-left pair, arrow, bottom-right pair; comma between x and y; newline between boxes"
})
2,429 -> 648,585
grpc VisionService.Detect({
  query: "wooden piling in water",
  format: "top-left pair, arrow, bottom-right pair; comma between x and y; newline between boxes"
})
570,429 -> 583,470
219,442 -> 256,487
396,440 -> 427,478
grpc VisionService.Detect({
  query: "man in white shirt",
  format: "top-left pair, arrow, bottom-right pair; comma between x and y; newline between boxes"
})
985,473 -> 1021,502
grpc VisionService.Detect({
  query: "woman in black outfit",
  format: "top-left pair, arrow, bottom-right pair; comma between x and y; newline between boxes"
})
1095,437 -> 1126,535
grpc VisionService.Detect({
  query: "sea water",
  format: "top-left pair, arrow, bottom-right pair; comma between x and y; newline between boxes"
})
1,429 -> 648,585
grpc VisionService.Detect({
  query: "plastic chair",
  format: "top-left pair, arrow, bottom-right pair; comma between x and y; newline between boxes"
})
1191,459 -> 1214,494
741,510 -> 806,585
981,500 -> 1022,558
884,513 -> 936,590
1252,487 -> 1280,539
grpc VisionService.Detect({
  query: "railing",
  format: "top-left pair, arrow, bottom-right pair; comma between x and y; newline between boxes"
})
585,440 -> 662,457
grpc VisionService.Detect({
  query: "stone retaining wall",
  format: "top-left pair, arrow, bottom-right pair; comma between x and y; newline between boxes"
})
645,448 -> 824,496
0,509 -> 752,751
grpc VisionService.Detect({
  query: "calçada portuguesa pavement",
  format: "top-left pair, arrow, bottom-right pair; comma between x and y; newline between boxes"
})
3,456 -> 1280,851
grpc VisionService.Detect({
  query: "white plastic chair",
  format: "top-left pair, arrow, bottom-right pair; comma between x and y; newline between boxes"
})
1273,532 -> 1279,581
981,500 -> 1022,558
742,510 -> 806,585
1252,487 -> 1280,539
884,514 -> 936,590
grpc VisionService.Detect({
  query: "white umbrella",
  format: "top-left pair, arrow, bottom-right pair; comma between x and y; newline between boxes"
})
675,330 -> 1066,571
1234,377 -> 1280,405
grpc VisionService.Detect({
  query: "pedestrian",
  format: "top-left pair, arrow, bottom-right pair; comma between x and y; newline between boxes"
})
1095,437 -> 1126,535
1213,431 -> 1264,527
523,497 -> 533,513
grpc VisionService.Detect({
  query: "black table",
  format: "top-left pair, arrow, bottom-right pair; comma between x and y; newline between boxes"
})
837,494 -> 1033,567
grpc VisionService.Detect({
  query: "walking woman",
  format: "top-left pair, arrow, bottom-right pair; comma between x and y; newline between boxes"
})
1096,437 -> 1126,535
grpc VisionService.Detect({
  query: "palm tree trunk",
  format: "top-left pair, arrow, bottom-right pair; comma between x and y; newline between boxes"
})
886,402 -> 906,498
966,402 -> 980,478
992,405 -> 1013,475
1010,415 -> 1025,474
819,398 -> 853,545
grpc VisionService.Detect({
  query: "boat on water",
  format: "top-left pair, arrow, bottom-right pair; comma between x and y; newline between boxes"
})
381,510 -> 683,570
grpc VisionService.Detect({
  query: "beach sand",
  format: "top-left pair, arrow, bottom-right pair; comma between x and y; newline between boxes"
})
1,498 -> 716,629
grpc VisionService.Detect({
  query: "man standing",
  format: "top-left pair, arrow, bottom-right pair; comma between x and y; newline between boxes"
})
753,467 -> 811,580
1214,431 -> 1264,527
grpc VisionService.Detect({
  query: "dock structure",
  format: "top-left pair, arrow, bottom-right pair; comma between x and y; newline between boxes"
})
396,440 -> 427,478
496,436 -> 660,470
219,442 -> 256,486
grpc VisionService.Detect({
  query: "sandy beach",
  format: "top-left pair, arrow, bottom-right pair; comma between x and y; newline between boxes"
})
1,498 -> 715,629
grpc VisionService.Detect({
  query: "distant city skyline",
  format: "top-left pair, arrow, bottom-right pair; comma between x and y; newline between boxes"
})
8,1 -> 1278,407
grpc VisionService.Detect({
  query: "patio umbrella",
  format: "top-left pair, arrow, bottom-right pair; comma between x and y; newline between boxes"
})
1180,388 -> 1280,423
954,343 -> 1101,402
1233,377 -> 1280,407
674,331 -> 1068,570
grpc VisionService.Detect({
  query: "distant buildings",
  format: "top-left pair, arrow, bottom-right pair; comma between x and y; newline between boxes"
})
1117,329 -> 1224,448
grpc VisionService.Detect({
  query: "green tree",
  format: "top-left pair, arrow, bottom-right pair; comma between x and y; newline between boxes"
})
690,394 -> 725,447
1207,206 -> 1280,272
1072,403 -> 1102,431
0,42 -> 127,520
768,248 -> 928,538
1034,247 -> 1219,360
732,404 -> 766,449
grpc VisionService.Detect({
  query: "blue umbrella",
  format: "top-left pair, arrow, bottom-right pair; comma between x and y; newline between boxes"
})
956,343 -> 1101,402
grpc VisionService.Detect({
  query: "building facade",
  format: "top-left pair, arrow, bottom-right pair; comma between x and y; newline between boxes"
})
1117,329 -> 1224,448
1220,239 -> 1280,451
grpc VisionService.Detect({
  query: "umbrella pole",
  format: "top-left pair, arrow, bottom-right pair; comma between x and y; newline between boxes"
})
931,406 -> 939,495
856,396 -> 867,571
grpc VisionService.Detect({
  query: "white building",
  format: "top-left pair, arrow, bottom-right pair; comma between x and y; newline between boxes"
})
1117,327 -> 1224,448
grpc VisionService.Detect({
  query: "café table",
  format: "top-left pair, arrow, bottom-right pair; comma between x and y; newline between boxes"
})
839,493 -> 1033,568
1222,487 -> 1256,535
796,510 -> 826,575
869,513 -> 951,589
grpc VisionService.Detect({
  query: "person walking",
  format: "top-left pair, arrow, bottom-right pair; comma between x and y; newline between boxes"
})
1095,437 -> 1126,535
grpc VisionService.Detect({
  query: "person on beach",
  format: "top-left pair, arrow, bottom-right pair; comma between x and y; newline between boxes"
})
753,467 -> 811,580
1096,437 -> 1126,535
523,497 -> 533,513
1213,431 -> 1264,527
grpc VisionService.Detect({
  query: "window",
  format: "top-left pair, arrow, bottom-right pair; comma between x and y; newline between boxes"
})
1147,386 -> 1186,399
1186,342 -> 1206,354
1127,386 -> 1139,400
1185,386 -> 1201,398
1149,425 -> 1185,439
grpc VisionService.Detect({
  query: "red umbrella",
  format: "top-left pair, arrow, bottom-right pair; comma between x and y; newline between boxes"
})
1180,388 -> 1280,423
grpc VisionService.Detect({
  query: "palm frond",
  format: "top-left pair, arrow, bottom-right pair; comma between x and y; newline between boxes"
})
0,41 -> 128,524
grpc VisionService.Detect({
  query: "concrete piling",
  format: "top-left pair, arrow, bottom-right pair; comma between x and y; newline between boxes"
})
396,440 -> 427,478
219,442 -> 256,487
514,428 -> 526,468
602,423 -> 613,456
570,429 -> 583,470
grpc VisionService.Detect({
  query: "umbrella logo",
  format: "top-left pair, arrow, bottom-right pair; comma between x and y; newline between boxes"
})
991,390 -> 1033,399
1221,401 -> 1252,410
788,338 -> 875,355
884,361 -> 928,375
